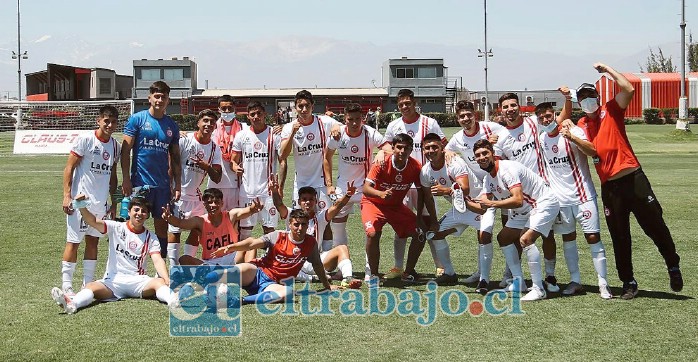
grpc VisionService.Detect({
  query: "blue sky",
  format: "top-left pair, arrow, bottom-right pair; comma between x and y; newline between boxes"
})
0,0 -> 695,97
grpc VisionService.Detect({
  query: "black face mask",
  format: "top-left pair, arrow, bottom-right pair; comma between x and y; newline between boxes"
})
481,161 -> 495,173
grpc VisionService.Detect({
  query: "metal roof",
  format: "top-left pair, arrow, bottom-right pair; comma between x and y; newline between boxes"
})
198,88 -> 388,98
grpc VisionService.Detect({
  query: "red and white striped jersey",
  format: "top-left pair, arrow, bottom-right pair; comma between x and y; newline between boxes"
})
384,114 -> 446,165
539,126 -> 597,206
445,121 -> 507,193
281,115 -> 340,189
501,117 -> 548,182
180,133 -> 222,201
232,126 -> 280,198
101,220 -> 160,279
483,160 -> 555,214
327,125 -> 387,195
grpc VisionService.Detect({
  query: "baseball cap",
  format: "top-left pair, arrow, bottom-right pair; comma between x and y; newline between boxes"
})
577,83 -> 598,95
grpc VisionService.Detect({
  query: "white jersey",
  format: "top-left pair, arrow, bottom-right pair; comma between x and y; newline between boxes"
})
210,120 -> 247,189
70,131 -> 120,208
281,115 -> 340,189
501,116 -> 548,182
179,133 -> 222,201
419,156 -> 469,206
539,127 -> 597,206
232,126 -> 281,198
101,220 -> 160,279
327,125 -> 387,194
483,160 -> 555,215
445,121 -> 507,195
384,114 -> 446,165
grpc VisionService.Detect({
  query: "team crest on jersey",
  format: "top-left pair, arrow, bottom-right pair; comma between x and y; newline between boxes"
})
438,177 -> 447,185
254,142 -> 263,150
582,210 -> 592,219
407,130 -> 415,137
196,150 -> 204,159
318,201 -> 326,209
517,133 -> 525,141
292,246 -> 301,256
552,145 -> 559,153
351,144 -> 359,153
600,110 -> 607,119
102,150 -> 110,160
166,129 -> 173,137
128,240 -> 138,251
269,207 -> 276,216
307,133 -> 315,141
395,174 -> 403,182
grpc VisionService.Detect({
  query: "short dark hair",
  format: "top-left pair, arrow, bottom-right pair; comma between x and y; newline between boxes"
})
202,188 -> 224,202
98,105 -> 119,119
422,132 -> 442,146
218,95 -> 235,105
392,133 -> 414,149
297,186 -> 317,199
247,100 -> 265,112
149,81 -> 170,95
498,93 -> 519,104
534,102 -> 555,116
473,139 -> 494,153
397,89 -> 415,100
289,209 -> 310,222
295,90 -> 314,104
344,103 -> 362,114
128,196 -> 151,213
197,109 -> 219,121
455,101 -> 474,112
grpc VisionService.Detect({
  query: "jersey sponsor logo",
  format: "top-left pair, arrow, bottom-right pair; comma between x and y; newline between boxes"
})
307,133 -> 315,141
275,253 -> 307,265
206,234 -> 232,250
90,161 -> 113,172
378,182 -> 410,191
140,138 -> 170,149
395,174 -> 403,182
351,144 -> 359,153
551,145 -> 559,153
116,242 -> 144,261
254,142 -> 263,151
511,140 -> 537,159
341,155 -> 367,163
296,143 -> 323,153
582,210 -> 592,219
547,156 -> 570,165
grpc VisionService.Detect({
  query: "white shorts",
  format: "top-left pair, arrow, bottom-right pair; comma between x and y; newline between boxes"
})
203,252 -> 237,266
438,209 -> 480,237
525,198 -> 560,237
99,274 -> 153,300
292,186 -> 330,212
168,199 -> 206,234
301,251 -> 329,274
505,208 -> 531,230
553,199 -> 601,235
66,204 -> 107,243
404,188 -> 428,214
239,195 -> 279,228
217,187 -> 240,211
333,192 -> 361,218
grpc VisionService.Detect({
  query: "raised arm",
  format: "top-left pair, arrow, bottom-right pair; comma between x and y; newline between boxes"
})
557,86 -> 573,124
268,173 -> 288,219
228,198 -> 263,224
595,63 -> 634,110
326,181 -> 356,220
162,204 -> 204,231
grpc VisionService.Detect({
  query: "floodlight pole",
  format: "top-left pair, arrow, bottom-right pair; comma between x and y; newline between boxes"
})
478,0 -> 493,121
677,0 -> 690,130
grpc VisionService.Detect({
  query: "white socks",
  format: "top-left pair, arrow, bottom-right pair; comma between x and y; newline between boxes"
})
331,222 -> 348,247
501,244 -> 523,279
337,259 -> 353,279
563,240 -> 581,283
393,237 -> 406,269
156,285 -> 176,306
479,243 -> 494,282
589,241 -> 608,285
184,244 -> 199,257
523,244 -> 544,290
72,288 -> 94,309
239,228 -> 253,241
82,260 -> 97,288
61,261 -> 76,290
428,240 -> 444,269
167,243 -> 180,267
544,258 -> 556,277
432,239 -> 454,275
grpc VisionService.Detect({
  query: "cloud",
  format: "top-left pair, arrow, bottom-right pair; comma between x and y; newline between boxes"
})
129,42 -> 144,48
34,35 -> 52,43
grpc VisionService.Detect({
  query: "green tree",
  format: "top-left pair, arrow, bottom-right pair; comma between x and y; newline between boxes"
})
640,47 -> 676,72
688,34 -> 698,72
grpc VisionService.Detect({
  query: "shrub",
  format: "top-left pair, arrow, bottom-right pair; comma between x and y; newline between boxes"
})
643,108 -> 662,124
170,114 -> 198,131
569,109 -> 586,124
660,107 -> 678,124
687,108 -> 698,123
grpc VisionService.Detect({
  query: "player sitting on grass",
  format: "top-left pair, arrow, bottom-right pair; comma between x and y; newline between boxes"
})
269,175 -> 362,289
162,188 -> 263,266
51,195 -> 177,314
209,209 -> 339,305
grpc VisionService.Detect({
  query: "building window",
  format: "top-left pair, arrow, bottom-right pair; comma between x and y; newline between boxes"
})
418,67 -> 437,79
99,78 -> 112,94
164,68 -> 184,81
141,69 -> 161,81
395,67 -> 415,79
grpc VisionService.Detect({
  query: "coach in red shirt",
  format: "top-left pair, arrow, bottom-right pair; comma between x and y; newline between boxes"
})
574,63 -> 682,300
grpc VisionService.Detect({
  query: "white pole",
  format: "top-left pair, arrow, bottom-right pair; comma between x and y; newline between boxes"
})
677,0 -> 690,130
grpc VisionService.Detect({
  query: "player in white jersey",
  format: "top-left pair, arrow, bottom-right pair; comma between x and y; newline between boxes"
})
324,103 -> 391,249
418,133 -> 481,286
382,89 -> 448,279
59,105 -> 121,296
51,196 -> 176,314
445,100 -> 508,286
167,109 -> 223,267
209,95 -> 246,210
469,139 -> 560,301
279,90 -> 341,248
535,100 -> 611,299
270,177 -> 362,289
232,101 -> 282,244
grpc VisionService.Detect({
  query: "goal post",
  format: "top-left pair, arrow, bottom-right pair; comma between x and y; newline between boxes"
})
4,100 -> 134,154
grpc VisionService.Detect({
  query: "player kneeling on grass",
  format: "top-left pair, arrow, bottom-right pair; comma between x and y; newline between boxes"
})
208,209 -> 339,306
51,195 -> 176,314
269,175 -> 362,289
162,188 -> 263,266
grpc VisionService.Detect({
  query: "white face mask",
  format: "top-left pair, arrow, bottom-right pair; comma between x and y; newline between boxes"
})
221,112 -> 236,122
580,98 -> 599,113
540,121 -> 558,134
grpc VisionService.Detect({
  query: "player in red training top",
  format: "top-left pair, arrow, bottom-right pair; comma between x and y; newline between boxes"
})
361,133 -> 437,282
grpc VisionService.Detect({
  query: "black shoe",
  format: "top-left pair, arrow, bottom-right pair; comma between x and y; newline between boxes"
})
621,280 -> 639,300
544,275 -> 560,293
433,273 -> 458,285
475,280 -> 489,295
669,267 -> 683,292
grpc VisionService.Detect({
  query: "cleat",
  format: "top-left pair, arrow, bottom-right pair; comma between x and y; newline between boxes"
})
452,184 -> 466,213
499,267 -> 513,288
433,273 -> 458,285
178,282 -> 195,300
169,295 -> 181,310
599,283 -> 613,300
62,286 -> 76,298
522,286 -> 547,301
544,275 -> 560,293
463,272 -> 481,284
435,267 -> 445,277
562,281 -> 584,296
499,278 -> 512,288
475,280 -> 489,295
340,278 -> 363,289
401,269 -> 421,283
51,287 -> 76,314
383,267 -> 404,280
621,280 -> 638,300
669,267 -> 683,292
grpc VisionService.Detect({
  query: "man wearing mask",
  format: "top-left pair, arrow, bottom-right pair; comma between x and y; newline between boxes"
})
209,95 -> 245,210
